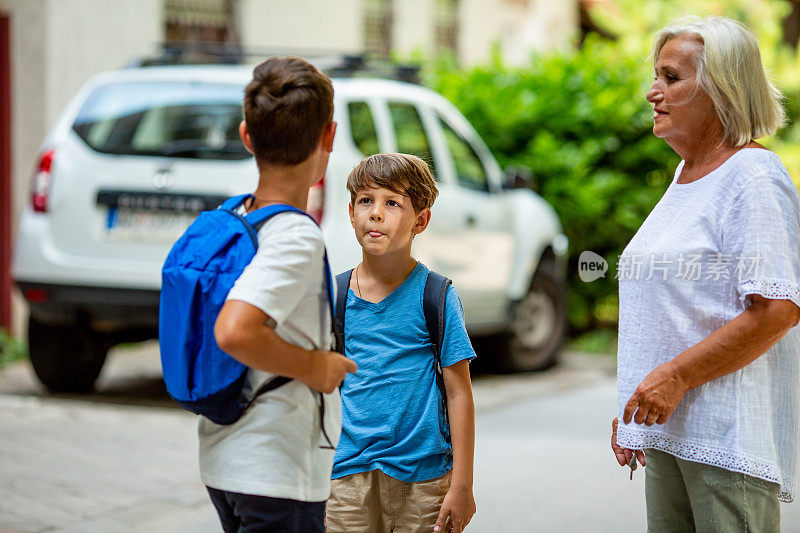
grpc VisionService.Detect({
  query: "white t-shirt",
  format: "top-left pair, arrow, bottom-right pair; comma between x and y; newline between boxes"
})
616,148 -> 800,502
198,210 -> 340,502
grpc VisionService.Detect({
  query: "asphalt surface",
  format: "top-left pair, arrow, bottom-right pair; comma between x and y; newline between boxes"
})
2,343 -> 799,532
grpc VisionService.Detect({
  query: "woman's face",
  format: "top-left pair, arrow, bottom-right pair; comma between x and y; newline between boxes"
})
646,36 -> 720,149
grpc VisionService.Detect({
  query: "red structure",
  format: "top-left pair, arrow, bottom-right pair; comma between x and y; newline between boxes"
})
1,15 -> 12,330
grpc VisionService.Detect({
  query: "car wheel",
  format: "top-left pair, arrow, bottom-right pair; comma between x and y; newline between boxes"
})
28,316 -> 108,393
497,271 -> 567,372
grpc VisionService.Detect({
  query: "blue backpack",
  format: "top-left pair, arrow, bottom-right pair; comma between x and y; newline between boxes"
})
159,194 -> 338,426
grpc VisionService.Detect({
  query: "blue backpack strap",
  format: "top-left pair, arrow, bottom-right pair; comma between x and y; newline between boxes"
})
246,204 -> 336,318
222,199 -> 335,303
219,193 -> 252,211
334,270 -> 354,355
218,197 -> 303,250
236,201 -> 338,351
314,250 -> 340,449
244,203 -> 304,228
225,198 -> 335,329
423,270 -> 452,442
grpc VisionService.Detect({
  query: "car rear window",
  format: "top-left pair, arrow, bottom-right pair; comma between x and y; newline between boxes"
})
71,80 -> 251,160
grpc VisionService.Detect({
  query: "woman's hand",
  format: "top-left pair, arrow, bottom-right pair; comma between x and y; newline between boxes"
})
611,417 -> 645,467
434,483 -> 476,533
623,361 -> 689,426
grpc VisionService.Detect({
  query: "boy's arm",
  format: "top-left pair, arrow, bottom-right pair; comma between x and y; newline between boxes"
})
435,359 -> 476,533
215,300 -> 356,394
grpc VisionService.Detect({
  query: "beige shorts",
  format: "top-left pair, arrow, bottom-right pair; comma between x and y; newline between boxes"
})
327,469 -> 452,533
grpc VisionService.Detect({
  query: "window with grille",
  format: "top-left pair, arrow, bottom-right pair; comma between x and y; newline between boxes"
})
363,0 -> 393,58
434,0 -> 459,55
164,0 -> 237,45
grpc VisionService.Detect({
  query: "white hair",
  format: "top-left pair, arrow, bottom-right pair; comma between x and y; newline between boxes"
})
651,16 -> 786,147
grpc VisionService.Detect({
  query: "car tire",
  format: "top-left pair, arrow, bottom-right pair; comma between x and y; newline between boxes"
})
28,316 -> 108,393
496,271 -> 567,372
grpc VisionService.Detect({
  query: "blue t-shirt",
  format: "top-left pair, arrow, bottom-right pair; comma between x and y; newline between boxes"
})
332,262 -> 476,482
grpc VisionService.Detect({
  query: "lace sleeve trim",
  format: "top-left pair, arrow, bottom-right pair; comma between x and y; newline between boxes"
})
739,278 -> 800,310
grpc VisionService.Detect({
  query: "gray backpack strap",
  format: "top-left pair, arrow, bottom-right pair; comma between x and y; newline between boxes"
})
334,269 -> 354,355
423,270 -> 452,443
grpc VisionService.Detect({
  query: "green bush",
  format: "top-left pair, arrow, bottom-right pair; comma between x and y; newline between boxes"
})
0,329 -> 27,369
425,38 -> 800,334
773,87 -> 800,183
568,327 -> 619,356
425,37 -> 681,332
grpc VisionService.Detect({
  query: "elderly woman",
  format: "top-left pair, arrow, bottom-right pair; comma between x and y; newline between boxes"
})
610,16 -> 800,531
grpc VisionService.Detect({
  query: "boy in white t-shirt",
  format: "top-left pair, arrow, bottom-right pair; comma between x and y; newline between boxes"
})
205,56 -> 357,532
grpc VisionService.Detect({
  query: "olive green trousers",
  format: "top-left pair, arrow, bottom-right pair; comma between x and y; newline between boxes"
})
645,448 -> 780,533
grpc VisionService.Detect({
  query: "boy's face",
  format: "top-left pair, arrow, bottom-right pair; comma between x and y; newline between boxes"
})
349,185 -> 430,258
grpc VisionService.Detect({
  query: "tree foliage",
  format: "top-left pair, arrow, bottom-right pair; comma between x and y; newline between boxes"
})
424,12 -> 800,331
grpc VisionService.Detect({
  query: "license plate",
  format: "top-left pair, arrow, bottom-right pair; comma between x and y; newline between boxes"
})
106,207 -> 196,243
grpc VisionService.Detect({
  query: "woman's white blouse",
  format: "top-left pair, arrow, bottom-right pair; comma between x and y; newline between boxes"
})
616,148 -> 800,502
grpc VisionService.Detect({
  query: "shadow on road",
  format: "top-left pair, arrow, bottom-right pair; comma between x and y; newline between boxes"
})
53,375 -> 175,408
0,337 -> 578,411
0,340 -> 177,409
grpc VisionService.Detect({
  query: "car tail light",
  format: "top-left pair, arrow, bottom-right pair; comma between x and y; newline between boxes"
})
307,174 -> 325,224
23,288 -> 49,303
31,149 -> 55,212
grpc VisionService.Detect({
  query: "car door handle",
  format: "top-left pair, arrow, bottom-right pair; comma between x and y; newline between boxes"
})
465,214 -> 477,227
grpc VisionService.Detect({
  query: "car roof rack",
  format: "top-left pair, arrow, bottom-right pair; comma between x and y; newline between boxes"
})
319,55 -> 420,84
126,43 -> 421,84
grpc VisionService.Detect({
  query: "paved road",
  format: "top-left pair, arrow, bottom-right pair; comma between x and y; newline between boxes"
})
2,344 -> 798,532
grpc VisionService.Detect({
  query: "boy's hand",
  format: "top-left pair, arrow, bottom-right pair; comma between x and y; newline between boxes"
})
434,484 -> 475,533
304,350 -> 357,393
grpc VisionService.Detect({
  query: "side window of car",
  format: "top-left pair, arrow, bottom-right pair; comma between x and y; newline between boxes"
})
388,102 -> 436,179
437,116 -> 489,192
348,101 -> 380,156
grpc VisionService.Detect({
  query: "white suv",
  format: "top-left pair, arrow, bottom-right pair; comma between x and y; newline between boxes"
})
12,62 -> 568,392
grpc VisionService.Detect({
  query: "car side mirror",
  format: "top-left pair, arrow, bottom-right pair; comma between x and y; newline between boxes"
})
503,165 -> 535,191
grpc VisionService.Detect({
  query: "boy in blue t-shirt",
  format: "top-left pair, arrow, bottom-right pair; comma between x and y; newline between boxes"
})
327,153 -> 477,533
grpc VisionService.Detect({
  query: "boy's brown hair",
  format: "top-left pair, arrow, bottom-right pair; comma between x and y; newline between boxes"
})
346,153 -> 439,213
243,56 -> 333,167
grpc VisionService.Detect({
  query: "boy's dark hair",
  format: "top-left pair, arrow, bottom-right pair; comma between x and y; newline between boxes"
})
346,153 -> 439,213
243,56 -> 333,166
